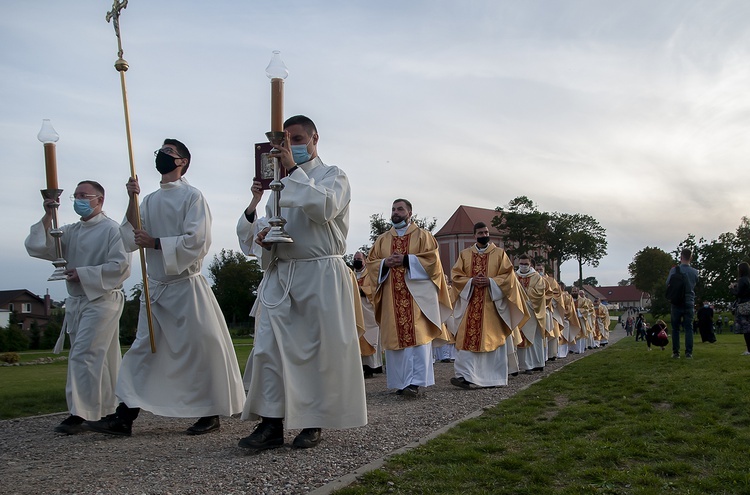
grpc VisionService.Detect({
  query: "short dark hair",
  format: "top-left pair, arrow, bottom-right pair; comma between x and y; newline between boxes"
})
163,138 -> 191,175
284,115 -> 317,136
393,198 -> 412,212
739,262 -> 750,278
77,180 -> 105,198
473,222 -> 487,234
680,248 -> 692,262
518,254 -> 531,262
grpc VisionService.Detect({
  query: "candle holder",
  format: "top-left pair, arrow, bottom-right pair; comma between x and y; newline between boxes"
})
40,188 -> 68,281
262,131 -> 294,243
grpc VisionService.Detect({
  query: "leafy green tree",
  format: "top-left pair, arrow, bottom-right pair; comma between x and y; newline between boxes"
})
119,284 -> 142,346
544,211 -> 574,280
566,213 -> 607,287
42,309 -> 65,350
618,279 -> 632,286
208,249 -> 263,328
492,196 -> 550,259
629,246 -> 673,294
29,320 -> 42,350
582,277 -> 599,287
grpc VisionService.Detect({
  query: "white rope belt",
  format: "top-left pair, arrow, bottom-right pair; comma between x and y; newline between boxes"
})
259,255 -> 343,309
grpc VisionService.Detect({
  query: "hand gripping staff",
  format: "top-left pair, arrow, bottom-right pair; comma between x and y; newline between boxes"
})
106,0 -> 156,353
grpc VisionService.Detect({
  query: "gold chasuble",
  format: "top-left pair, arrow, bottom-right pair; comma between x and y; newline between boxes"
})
367,223 -> 452,351
355,270 -> 376,356
451,244 -> 529,352
561,291 -> 583,342
516,270 -> 547,347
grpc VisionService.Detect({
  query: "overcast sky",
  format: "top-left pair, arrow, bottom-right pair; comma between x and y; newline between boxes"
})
2,0 -> 750,302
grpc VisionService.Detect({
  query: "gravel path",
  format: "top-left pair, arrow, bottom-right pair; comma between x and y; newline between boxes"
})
1,331 -> 624,495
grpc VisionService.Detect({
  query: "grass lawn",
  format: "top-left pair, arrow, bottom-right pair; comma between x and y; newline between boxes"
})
336,333 -> 750,495
0,337 -> 253,420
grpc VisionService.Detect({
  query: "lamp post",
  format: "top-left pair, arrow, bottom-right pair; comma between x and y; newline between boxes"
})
37,119 -> 67,281
263,50 -> 293,243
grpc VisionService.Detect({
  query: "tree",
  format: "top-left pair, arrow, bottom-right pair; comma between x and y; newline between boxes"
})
618,279 -> 632,286
628,246 -> 673,315
208,249 -> 263,329
492,196 -> 550,259
544,212 -> 574,280
566,214 -> 607,287
119,284 -> 142,346
582,277 -> 599,287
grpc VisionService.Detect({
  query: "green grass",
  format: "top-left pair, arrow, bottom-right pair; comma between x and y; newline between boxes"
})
335,334 -> 750,495
0,336 -> 253,420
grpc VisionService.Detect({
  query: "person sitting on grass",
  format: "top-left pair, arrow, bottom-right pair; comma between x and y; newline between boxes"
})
646,320 -> 669,351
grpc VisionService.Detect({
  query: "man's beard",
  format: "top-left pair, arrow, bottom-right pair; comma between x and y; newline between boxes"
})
391,214 -> 405,224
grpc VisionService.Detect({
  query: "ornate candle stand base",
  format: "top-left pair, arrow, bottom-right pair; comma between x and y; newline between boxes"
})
41,188 -> 68,281
263,131 -> 294,243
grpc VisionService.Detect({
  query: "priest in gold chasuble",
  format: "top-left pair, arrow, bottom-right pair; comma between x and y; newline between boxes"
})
367,199 -> 452,397
449,222 -> 529,389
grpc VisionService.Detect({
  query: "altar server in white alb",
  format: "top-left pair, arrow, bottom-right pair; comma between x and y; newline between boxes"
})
85,138 -> 245,437
236,115 -> 367,451
449,222 -> 529,389
353,251 -> 383,378
26,180 -> 130,435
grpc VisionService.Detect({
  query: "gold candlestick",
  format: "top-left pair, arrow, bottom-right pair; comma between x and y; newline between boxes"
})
37,120 -> 67,281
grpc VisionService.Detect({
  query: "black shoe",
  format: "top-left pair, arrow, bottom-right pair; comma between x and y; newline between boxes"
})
532,366 -> 544,372
450,377 -> 475,389
372,366 -> 384,374
84,415 -> 132,437
54,415 -> 85,435
238,420 -> 284,451
522,370 -> 533,375
292,428 -> 322,449
440,358 -> 452,363
186,415 -> 220,435
510,372 -> 519,377
363,365 -> 374,379
401,385 -> 419,398
548,356 -> 556,361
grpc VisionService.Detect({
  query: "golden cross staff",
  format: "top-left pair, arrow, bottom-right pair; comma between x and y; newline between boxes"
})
107,0 -> 156,353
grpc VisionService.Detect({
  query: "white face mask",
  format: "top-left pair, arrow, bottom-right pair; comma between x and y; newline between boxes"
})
518,265 -> 530,274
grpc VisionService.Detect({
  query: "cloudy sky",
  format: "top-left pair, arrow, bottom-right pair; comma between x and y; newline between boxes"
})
2,0 -> 749,302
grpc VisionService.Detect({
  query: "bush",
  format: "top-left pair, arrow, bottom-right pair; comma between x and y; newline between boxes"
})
0,352 -> 20,364
1,325 -> 29,352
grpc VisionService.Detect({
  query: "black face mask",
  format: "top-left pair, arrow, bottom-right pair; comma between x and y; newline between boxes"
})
476,236 -> 490,246
572,294 -> 579,300
352,260 -> 364,270
155,150 -> 179,175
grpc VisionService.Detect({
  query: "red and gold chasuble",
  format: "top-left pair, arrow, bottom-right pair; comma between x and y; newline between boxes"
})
390,234 -> 417,348
461,252 -> 488,352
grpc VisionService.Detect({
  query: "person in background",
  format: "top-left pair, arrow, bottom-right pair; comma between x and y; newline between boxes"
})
730,262 -> 750,356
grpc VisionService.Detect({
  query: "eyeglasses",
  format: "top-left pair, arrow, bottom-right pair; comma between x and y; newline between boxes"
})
154,148 -> 183,158
70,194 -> 101,201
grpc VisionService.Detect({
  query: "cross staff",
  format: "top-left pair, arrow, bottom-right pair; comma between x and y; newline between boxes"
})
106,0 -> 156,353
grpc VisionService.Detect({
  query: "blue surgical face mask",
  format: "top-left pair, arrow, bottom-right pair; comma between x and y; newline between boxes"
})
290,138 -> 313,164
74,199 -> 94,218
392,220 -> 407,229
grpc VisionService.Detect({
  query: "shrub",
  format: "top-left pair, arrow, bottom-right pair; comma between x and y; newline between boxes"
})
0,352 -> 20,364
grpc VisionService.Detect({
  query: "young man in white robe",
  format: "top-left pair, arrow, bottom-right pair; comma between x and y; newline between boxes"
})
85,138 -> 245,437
236,115 -> 367,451
353,251 -> 383,378
26,180 -> 131,434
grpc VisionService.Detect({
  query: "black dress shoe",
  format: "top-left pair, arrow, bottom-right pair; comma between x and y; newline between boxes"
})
186,415 -> 220,435
450,377 -> 474,389
292,428 -> 322,449
400,385 -> 419,398
510,372 -> 519,377
84,414 -> 132,436
54,415 -> 85,435
238,420 -> 284,450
